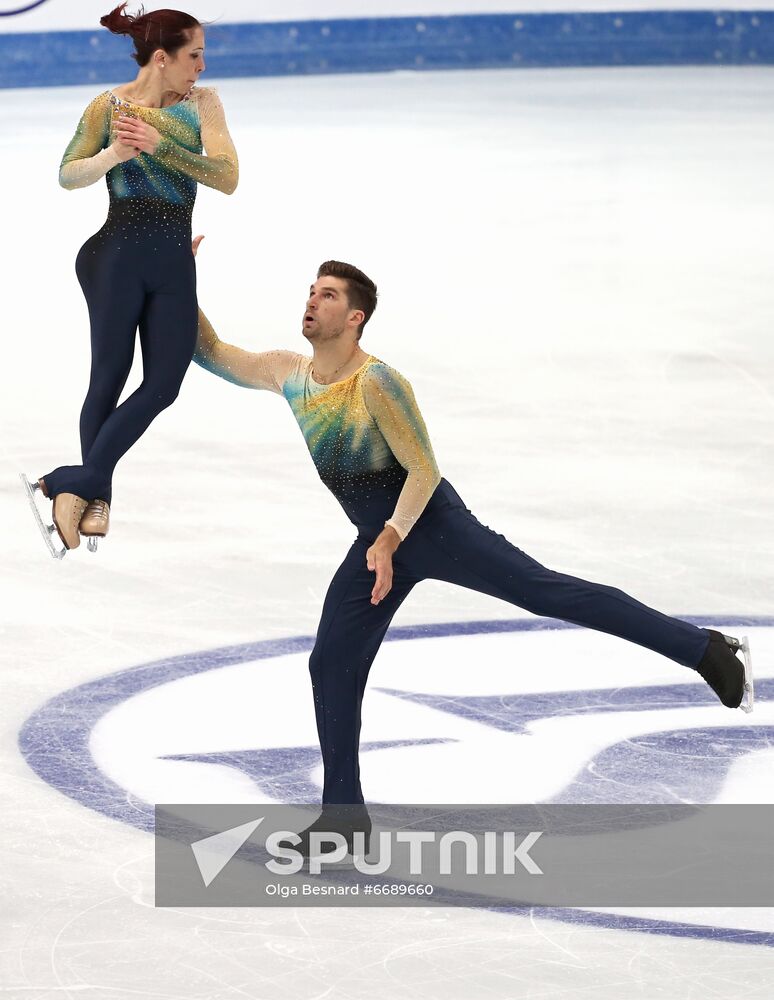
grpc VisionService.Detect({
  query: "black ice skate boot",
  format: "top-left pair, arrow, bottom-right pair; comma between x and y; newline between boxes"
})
693,629 -> 754,712
288,805 -> 373,863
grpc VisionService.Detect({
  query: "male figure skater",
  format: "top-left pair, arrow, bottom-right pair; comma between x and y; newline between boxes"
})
192,246 -> 753,828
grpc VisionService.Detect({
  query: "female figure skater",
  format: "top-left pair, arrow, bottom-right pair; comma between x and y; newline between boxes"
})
22,4 -> 238,556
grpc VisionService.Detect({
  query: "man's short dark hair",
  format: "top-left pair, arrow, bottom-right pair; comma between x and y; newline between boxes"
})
317,261 -> 377,339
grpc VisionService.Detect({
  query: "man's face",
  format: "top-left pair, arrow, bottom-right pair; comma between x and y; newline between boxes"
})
302,276 -> 359,342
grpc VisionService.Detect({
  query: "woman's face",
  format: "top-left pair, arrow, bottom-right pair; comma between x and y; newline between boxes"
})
165,27 -> 206,94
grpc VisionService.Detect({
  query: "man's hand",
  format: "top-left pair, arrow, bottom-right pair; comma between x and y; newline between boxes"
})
366,526 -> 401,605
114,115 -> 162,155
192,234 -> 205,257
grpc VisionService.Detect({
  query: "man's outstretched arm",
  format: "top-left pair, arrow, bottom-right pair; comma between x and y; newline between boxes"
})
192,237 -> 302,392
194,308 -> 299,392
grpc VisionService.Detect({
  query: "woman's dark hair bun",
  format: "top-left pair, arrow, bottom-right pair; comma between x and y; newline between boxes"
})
100,3 -> 139,36
100,4 -> 202,67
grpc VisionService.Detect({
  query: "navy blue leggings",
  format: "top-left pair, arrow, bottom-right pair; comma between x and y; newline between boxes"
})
42,203 -> 198,504
309,479 -> 711,804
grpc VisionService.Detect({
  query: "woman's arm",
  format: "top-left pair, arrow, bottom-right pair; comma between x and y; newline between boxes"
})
153,88 -> 239,194
59,92 -> 134,190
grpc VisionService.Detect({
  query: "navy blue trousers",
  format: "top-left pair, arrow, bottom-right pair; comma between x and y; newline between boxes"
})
309,479 -> 710,804
43,202 -> 198,505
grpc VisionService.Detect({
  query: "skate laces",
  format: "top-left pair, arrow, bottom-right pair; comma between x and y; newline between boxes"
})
66,498 -> 87,528
86,500 -> 109,522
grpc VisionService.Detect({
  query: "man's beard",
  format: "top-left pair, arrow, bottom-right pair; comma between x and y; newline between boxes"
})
303,322 -> 346,341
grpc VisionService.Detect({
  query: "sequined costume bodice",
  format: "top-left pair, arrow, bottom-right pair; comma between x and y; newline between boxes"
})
284,359 -> 408,479
58,87 -> 238,225
194,312 -> 442,539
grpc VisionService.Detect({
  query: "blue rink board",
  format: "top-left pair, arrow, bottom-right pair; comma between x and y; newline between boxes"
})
1,11 -> 774,88
18,614 -> 774,947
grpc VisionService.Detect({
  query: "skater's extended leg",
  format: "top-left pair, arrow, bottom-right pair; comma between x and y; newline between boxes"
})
417,495 -> 708,668
411,489 -> 748,707
310,538 -> 419,804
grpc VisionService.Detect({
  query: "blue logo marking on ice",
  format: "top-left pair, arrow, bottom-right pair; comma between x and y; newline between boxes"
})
18,616 -> 774,947
191,817 -> 264,887
0,1 -> 51,16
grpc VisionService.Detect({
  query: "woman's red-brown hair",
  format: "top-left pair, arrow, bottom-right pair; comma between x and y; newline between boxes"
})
100,4 -> 201,66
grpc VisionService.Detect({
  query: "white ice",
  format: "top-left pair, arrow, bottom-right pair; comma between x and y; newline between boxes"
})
2,66 -> 774,998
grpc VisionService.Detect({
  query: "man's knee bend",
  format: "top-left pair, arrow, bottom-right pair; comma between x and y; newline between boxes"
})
531,576 -> 621,619
308,644 -> 326,686
517,572 -> 576,618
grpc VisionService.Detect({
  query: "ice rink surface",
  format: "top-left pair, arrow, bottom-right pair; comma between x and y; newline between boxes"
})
2,65 -> 774,998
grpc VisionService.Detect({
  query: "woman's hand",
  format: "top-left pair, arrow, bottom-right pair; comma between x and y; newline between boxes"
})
192,234 -> 205,257
114,115 -> 162,155
110,137 -> 140,162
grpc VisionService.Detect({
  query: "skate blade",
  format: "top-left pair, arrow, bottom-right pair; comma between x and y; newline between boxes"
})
739,635 -> 754,714
86,537 -> 99,554
302,851 -> 373,871
19,473 -> 66,560
301,836 -> 375,870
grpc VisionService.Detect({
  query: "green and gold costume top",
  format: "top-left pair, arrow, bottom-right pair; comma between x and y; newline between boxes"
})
195,311 -> 441,539
59,86 -> 238,206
